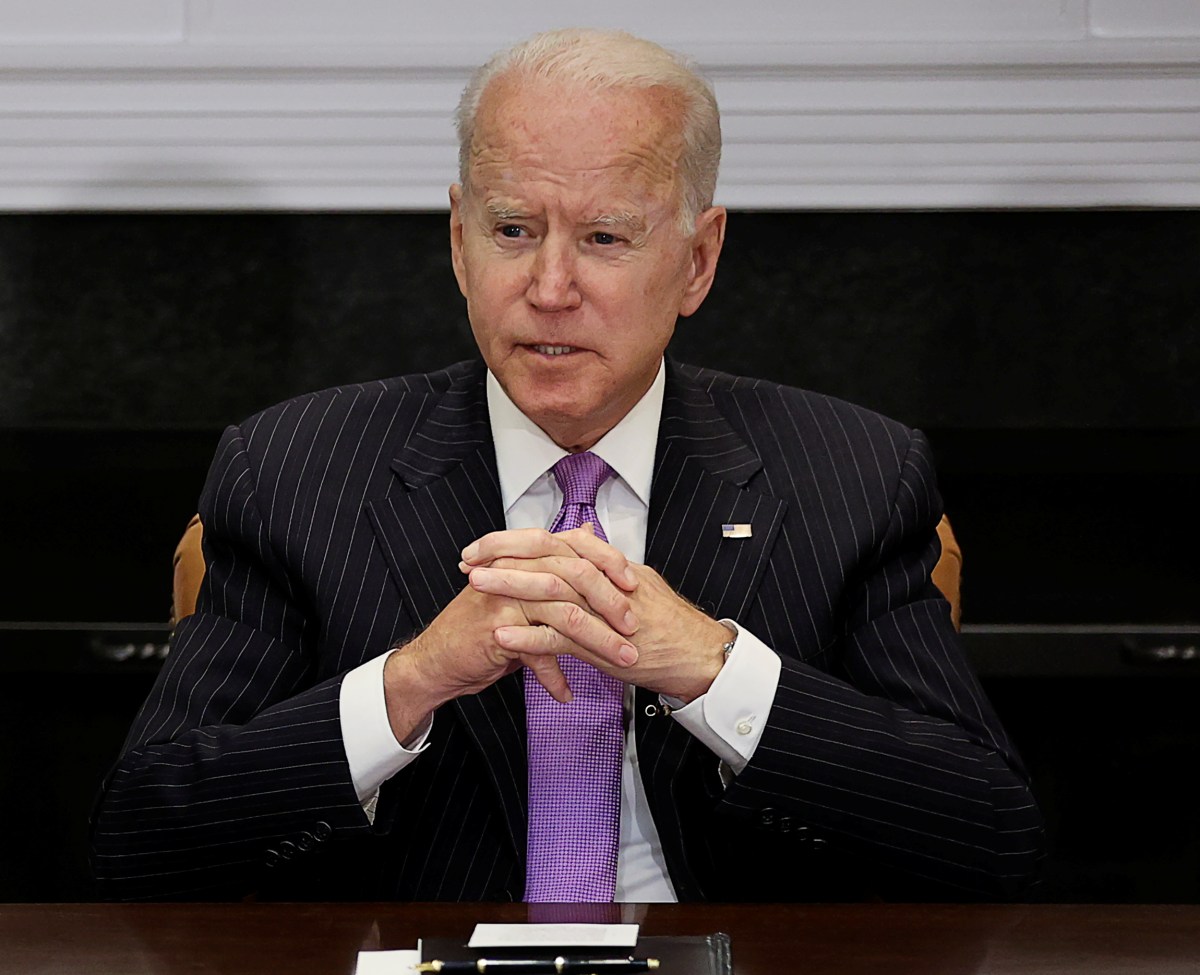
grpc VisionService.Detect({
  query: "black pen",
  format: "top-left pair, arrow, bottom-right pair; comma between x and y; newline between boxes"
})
415,957 -> 659,973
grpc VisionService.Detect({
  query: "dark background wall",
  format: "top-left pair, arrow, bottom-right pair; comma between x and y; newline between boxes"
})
0,210 -> 1197,901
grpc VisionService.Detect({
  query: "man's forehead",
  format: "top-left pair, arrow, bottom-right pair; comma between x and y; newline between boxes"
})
466,141 -> 681,226
464,77 -> 686,225
470,122 -> 679,176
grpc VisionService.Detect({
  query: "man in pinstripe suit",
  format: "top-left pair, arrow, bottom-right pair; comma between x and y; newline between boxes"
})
92,29 -> 1042,902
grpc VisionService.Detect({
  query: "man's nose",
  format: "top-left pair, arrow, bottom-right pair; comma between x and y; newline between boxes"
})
525,237 -> 581,311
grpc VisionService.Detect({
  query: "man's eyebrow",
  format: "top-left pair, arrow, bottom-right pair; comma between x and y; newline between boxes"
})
590,211 -> 645,231
484,201 -> 526,221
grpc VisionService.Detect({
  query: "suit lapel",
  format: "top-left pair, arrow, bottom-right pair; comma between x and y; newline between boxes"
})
364,361 -> 528,862
646,360 -> 787,641
637,360 -> 788,896
366,361 -> 501,629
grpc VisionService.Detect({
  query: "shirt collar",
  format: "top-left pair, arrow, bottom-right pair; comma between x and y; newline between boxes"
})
487,360 -> 665,513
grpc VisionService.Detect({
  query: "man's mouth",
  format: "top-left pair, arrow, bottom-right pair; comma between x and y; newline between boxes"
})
529,344 -> 578,356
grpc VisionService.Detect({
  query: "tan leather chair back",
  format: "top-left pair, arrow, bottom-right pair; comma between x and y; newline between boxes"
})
932,516 -> 962,630
170,514 -> 206,628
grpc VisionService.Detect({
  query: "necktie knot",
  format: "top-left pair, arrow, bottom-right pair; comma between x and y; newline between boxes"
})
551,451 -> 615,508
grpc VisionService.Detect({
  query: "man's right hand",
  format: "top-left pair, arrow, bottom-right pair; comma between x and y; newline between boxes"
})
381,578 -> 638,747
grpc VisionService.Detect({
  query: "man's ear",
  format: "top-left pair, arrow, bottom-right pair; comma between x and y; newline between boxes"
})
449,183 -> 468,298
679,205 -> 727,318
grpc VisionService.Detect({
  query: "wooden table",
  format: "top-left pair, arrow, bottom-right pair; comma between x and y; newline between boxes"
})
3,902 -> 1199,974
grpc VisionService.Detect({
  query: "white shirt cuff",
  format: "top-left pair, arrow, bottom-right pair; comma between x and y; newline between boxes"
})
339,649 -> 432,804
663,621 -> 781,775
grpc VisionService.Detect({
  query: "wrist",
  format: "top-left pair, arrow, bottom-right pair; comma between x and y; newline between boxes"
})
382,642 -> 447,747
672,619 -> 737,705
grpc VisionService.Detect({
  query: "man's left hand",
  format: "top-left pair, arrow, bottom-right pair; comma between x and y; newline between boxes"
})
461,526 -> 733,703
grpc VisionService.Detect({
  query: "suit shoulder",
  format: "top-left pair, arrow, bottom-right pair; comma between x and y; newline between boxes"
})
676,362 -> 917,446
671,362 -> 938,526
233,360 -> 477,443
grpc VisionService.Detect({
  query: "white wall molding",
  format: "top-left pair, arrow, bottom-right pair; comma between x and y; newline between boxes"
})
2,34 -> 1199,210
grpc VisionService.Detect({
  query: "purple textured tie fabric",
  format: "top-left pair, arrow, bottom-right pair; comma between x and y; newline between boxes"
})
524,451 -> 624,903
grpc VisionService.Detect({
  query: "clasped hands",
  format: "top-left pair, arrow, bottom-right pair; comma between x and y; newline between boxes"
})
383,526 -> 733,746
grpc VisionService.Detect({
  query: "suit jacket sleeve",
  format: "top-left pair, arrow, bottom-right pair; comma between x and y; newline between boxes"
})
90,421 -> 375,900
710,424 -> 1043,897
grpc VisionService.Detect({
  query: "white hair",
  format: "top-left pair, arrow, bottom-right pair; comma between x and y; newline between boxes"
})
454,28 -> 721,229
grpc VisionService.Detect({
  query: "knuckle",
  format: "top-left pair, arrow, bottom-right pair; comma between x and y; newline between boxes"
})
563,603 -> 589,633
567,558 -> 596,585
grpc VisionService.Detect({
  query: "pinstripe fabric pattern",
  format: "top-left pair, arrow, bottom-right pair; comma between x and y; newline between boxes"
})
91,357 -> 1042,902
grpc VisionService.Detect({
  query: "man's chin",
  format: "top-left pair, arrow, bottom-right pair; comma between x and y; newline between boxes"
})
504,364 -> 599,416
517,395 -> 615,452
519,396 -> 595,428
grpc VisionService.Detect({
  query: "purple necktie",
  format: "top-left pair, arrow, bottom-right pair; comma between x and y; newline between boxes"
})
524,451 -> 624,903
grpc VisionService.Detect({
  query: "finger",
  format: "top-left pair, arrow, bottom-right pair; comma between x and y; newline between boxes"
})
470,560 -> 637,636
462,527 -> 637,592
461,528 -> 578,565
469,565 -> 585,607
541,526 -> 639,592
520,651 -> 572,704
497,602 -> 638,669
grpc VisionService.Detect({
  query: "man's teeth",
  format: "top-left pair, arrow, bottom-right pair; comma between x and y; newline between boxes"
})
533,345 -> 575,356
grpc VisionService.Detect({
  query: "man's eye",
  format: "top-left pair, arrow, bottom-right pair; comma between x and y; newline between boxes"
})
499,225 -> 525,238
592,232 -> 618,245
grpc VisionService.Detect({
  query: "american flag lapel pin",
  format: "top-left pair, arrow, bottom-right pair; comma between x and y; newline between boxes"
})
721,523 -> 753,539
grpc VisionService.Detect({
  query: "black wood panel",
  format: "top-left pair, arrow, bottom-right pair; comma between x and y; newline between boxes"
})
1,211 -> 1196,430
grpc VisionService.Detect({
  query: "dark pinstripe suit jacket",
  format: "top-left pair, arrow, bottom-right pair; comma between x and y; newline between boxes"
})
91,358 -> 1042,901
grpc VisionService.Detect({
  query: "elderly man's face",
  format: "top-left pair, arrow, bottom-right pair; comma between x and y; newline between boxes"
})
450,76 -> 725,451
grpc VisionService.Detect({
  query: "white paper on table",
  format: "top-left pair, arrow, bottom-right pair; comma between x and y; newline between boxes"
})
468,923 -> 639,949
355,948 -> 421,974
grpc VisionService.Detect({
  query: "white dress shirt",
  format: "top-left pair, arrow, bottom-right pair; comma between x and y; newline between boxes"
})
338,360 -> 781,901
